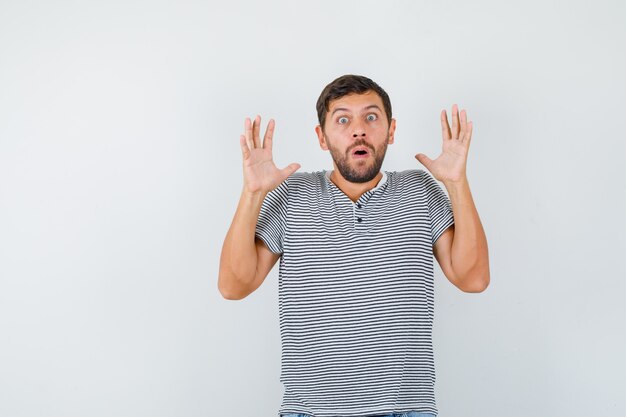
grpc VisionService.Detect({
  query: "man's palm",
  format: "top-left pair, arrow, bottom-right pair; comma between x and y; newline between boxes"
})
240,116 -> 300,194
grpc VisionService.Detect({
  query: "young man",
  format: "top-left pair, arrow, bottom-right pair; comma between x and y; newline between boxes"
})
218,74 -> 490,417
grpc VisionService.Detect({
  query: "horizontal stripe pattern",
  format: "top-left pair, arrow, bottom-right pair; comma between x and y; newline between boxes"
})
256,169 -> 454,417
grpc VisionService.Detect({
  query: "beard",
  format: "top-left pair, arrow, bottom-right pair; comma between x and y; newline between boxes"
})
327,134 -> 390,183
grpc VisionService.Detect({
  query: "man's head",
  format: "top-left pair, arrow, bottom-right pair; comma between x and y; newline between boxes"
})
316,74 -> 393,131
315,74 -> 396,183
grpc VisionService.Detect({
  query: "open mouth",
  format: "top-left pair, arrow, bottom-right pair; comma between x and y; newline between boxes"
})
351,147 -> 371,158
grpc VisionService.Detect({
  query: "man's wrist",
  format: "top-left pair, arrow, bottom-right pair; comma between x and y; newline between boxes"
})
241,187 -> 267,205
443,175 -> 469,190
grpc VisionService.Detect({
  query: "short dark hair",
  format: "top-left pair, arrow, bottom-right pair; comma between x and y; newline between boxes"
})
316,74 -> 392,131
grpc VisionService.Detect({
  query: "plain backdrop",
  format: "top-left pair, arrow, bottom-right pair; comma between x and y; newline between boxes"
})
1,1 -> 625,416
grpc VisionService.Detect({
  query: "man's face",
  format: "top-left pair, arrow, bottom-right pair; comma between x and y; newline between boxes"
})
315,91 -> 396,183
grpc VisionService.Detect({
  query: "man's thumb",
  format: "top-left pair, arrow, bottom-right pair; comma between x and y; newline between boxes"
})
281,163 -> 301,178
415,153 -> 433,170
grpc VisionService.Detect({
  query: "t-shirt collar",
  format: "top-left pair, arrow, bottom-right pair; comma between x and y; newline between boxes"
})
324,170 -> 388,195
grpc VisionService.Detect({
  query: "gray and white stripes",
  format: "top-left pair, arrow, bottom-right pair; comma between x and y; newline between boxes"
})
255,169 -> 454,417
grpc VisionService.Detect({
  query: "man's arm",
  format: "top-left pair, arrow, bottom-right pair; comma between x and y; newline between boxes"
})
218,189 -> 281,300
416,104 -> 490,293
433,177 -> 490,293
218,115 -> 299,300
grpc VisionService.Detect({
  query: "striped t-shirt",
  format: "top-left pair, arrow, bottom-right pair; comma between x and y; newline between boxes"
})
255,169 -> 454,417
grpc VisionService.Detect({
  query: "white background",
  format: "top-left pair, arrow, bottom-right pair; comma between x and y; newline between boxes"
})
1,1 -> 625,416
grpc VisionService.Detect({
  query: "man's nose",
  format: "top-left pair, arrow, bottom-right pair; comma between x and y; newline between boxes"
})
352,121 -> 366,138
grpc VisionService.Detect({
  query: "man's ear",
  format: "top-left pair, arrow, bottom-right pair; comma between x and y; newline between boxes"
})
315,125 -> 329,150
388,118 -> 397,144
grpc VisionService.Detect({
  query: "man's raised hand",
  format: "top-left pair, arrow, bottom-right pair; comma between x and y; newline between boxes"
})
239,115 -> 301,194
415,104 -> 473,185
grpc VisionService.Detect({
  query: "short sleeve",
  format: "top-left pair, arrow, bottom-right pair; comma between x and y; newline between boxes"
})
255,180 -> 289,254
420,170 -> 455,245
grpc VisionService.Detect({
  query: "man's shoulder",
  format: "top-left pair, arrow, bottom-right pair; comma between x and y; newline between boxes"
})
393,168 -> 425,178
388,168 -> 429,186
284,170 -> 326,189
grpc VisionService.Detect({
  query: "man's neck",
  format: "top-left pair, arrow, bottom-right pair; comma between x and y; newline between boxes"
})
329,170 -> 383,203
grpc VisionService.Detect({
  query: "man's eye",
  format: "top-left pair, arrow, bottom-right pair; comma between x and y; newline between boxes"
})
338,116 -> 349,124
366,114 -> 378,121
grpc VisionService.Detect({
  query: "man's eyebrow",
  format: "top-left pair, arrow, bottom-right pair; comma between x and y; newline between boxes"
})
330,104 -> 382,116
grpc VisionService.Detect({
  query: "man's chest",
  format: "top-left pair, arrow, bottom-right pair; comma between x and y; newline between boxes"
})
282,194 -> 434,263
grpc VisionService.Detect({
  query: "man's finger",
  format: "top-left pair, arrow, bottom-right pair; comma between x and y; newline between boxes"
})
441,110 -> 451,140
280,162 -> 301,180
451,104 -> 459,139
245,117 -> 254,150
465,121 -> 473,144
263,119 -> 275,151
459,109 -> 467,141
415,153 -> 433,171
252,115 -> 261,149
240,134 -> 250,160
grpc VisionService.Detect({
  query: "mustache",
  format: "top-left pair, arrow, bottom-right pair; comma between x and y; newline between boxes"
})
347,141 -> 375,154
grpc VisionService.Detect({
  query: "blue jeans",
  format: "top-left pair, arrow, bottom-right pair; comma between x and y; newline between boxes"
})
281,412 -> 435,417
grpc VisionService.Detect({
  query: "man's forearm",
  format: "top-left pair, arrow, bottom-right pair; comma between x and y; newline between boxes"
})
218,189 -> 266,298
443,177 -> 490,291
